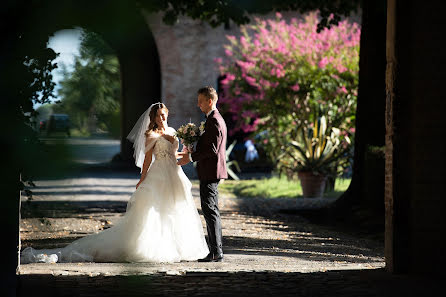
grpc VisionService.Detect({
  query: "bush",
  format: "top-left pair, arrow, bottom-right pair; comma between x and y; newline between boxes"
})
217,11 -> 360,176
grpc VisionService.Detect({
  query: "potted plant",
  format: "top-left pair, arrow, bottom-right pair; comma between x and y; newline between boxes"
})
278,115 -> 352,198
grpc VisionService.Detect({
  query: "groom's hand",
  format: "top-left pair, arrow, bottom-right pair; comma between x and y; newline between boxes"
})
176,151 -> 189,158
177,152 -> 191,166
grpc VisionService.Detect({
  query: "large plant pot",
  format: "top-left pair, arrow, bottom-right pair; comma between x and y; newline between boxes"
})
298,171 -> 327,198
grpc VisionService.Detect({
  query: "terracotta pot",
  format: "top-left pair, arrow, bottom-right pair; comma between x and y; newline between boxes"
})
297,171 -> 327,198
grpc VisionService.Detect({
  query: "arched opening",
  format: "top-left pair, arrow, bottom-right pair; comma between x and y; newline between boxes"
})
32,28 -> 122,166
23,0 -> 161,165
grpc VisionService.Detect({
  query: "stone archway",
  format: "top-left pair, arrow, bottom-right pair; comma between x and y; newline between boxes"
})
25,0 -> 161,163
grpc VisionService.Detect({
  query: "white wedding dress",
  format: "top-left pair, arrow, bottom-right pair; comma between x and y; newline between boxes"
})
21,127 -> 209,263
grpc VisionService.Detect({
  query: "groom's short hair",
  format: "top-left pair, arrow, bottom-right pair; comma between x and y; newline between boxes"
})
198,86 -> 218,103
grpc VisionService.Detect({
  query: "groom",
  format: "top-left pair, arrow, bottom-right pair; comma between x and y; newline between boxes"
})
177,86 -> 227,262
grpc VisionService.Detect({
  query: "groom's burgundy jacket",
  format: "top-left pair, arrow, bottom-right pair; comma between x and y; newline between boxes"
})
191,109 -> 228,181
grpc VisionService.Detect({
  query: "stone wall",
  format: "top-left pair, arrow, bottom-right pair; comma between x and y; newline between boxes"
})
144,12 -> 232,128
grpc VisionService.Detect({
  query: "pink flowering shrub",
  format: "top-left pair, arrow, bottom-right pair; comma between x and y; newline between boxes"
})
217,12 -> 360,171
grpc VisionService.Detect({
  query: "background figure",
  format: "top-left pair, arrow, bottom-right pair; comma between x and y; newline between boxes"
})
244,139 -> 259,162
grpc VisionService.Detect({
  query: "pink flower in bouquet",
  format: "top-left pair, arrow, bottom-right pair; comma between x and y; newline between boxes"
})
176,122 -> 200,153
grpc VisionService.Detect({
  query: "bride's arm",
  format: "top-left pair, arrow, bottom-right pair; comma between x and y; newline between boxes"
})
136,146 -> 154,189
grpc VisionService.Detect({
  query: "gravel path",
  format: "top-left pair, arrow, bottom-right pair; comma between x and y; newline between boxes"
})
18,170 -> 444,296
16,137 -> 440,296
19,174 -> 384,275
15,167 -> 400,296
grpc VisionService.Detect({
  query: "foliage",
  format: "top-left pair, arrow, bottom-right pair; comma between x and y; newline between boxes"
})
278,114 -> 352,177
0,2 -> 60,192
217,12 -> 359,176
55,31 -> 121,138
138,0 -> 360,31
219,176 -> 351,199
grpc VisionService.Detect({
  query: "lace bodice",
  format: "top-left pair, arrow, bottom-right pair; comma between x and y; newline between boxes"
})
146,127 -> 179,162
153,137 -> 179,161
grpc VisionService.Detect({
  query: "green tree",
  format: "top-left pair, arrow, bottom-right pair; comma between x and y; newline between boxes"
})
56,31 -> 121,138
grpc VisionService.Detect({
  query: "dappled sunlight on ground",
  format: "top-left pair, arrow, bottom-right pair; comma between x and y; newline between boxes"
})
20,136 -> 384,296
21,175 -> 383,275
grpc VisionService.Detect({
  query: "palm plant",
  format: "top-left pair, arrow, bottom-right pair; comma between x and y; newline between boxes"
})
278,115 -> 352,178
226,140 -> 241,180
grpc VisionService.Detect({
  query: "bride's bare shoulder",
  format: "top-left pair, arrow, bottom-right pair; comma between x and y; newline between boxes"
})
145,130 -> 161,137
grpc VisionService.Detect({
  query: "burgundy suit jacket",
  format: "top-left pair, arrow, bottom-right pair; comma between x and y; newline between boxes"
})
191,109 -> 228,181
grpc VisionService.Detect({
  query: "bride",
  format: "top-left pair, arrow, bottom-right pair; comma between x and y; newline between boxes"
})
21,103 -> 209,263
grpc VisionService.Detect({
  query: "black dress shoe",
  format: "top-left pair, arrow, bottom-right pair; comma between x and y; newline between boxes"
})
198,252 -> 224,262
213,252 -> 224,262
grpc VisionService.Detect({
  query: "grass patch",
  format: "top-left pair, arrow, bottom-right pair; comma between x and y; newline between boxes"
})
69,128 -> 91,137
219,176 -> 351,199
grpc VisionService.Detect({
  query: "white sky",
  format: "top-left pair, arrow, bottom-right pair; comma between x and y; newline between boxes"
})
37,28 -> 82,107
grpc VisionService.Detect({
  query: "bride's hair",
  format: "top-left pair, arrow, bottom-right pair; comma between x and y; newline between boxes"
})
145,103 -> 168,136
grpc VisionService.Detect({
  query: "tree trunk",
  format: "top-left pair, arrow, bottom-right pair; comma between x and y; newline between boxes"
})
332,0 -> 387,216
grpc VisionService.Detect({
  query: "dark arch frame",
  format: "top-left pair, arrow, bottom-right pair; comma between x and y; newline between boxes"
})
25,0 -> 161,163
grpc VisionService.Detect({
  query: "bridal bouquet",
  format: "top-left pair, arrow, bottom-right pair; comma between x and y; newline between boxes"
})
176,121 -> 205,152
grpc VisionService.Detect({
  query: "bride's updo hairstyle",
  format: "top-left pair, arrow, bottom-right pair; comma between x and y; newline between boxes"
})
145,103 -> 168,136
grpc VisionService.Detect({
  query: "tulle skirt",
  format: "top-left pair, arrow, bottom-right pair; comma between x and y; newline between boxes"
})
21,158 -> 209,263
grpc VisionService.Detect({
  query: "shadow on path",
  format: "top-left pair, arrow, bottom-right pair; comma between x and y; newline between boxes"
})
18,269 -> 442,297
